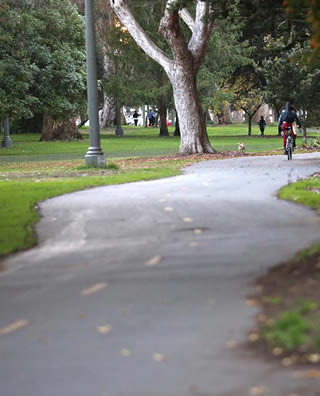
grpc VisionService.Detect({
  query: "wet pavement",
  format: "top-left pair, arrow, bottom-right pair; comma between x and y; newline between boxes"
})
0,152 -> 320,396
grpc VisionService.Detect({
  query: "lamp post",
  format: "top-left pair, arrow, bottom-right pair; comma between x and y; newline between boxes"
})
1,118 -> 13,148
84,0 -> 105,167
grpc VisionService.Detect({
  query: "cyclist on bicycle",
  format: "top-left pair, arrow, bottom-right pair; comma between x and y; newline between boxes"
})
278,102 -> 302,153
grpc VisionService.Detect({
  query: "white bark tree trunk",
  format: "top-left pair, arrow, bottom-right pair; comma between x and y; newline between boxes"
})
100,93 -> 115,128
110,0 -> 215,154
100,52 -> 116,128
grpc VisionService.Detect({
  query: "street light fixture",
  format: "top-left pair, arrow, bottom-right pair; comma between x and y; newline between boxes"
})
84,0 -> 105,167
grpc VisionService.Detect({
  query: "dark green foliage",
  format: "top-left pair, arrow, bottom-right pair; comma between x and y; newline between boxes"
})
0,2 -> 39,120
262,41 -> 320,125
0,0 -> 87,124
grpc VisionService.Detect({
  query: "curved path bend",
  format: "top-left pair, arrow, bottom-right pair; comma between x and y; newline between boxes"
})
1,153 -> 320,396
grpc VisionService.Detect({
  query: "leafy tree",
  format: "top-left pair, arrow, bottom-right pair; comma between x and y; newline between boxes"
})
262,41 -> 320,140
229,0 -> 313,118
104,8 -> 174,136
33,0 -> 87,140
0,0 -> 87,139
284,0 -> 320,61
111,0 -> 218,154
0,1 -> 38,122
229,68 -> 264,135
198,7 -> 252,122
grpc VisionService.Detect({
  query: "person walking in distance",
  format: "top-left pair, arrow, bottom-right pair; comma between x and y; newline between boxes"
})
258,116 -> 266,136
133,110 -> 139,126
148,109 -> 156,126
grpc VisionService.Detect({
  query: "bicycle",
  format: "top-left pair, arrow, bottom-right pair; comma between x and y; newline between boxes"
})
285,127 -> 294,160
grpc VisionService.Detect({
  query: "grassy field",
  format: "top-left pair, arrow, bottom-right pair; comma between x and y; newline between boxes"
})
0,123 -> 292,162
0,122 -> 319,257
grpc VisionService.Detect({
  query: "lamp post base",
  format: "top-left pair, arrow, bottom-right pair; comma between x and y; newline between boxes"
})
85,147 -> 106,168
1,136 -> 13,148
115,126 -> 124,136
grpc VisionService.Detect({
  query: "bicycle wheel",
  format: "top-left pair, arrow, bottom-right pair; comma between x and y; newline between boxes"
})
287,147 -> 292,160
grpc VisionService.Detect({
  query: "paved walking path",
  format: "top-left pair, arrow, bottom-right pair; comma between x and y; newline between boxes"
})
0,153 -> 320,396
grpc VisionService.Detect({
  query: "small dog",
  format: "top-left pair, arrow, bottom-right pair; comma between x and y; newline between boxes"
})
238,143 -> 246,153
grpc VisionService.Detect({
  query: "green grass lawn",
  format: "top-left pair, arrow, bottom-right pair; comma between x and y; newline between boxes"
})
0,123 -> 288,162
279,175 -> 320,214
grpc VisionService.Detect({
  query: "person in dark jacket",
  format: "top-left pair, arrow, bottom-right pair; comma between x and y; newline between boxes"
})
258,116 -> 266,136
133,110 -> 139,126
148,110 -> 156,126
278,102 -> 301,152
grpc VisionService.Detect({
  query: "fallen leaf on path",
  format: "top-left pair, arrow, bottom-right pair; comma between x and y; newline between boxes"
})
225,340 -> 239,349
120,348 -> 131,357
183,217 -> 193,223
293,369 -> 320,379
272,347 -> 283,356
0,320 -> 29,335
164,206 -> 174,212
193,228 -> 203,235
246,299 -> 258,306
189,242 -> 200,247
307,353 -> 320,363
97,325 -> 112,335
282,356 -> 296,367
248,332 -> 260,342
144,256 -> 162,267
81,282 -> 108,296
249,386 -> 267,395
152,353 -> 166,362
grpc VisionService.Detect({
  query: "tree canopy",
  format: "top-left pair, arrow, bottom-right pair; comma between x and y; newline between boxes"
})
0,0 -> 87,127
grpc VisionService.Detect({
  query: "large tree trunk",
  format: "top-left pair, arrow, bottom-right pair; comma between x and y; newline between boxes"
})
159,95 -> 169,137
169,65 -> 212,154
248,115 -> 252,136
111,0 -> 215,155
100,94 -> 115,128
241,104 -> 262,137
100,53 -> 116,128
40,116 -> 83,141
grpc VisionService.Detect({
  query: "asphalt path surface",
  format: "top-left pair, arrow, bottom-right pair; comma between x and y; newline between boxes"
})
1,153 -> 320,396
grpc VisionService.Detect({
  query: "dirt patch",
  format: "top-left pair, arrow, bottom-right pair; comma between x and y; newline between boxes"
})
247,248 -> 320,367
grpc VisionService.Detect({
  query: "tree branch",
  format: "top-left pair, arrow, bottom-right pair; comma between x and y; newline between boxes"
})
187,1 -> 214,72
110,0 -> 173,72
159,0 -> 190,67
178,8 -> 195,32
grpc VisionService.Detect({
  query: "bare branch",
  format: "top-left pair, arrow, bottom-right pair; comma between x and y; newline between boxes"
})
110,0 -> 173,72
188,0 -> 213,71
159,0 -> 190,68
178,8 -> 195,32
